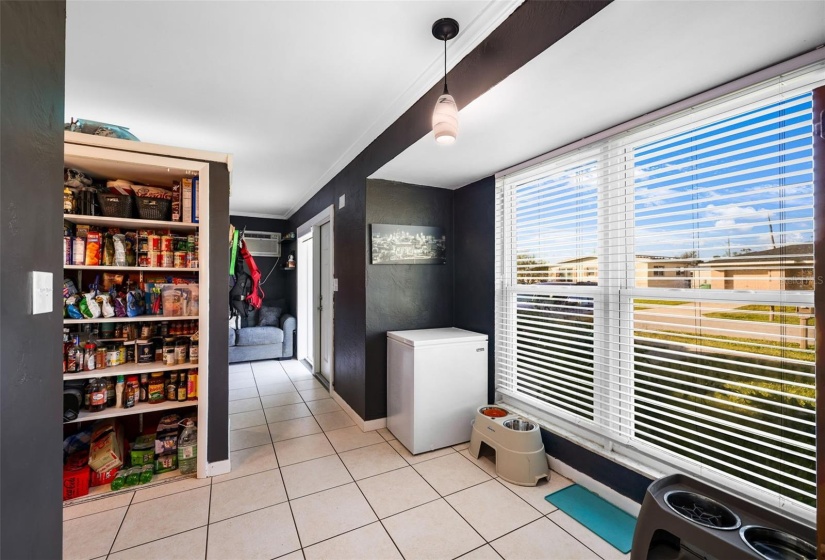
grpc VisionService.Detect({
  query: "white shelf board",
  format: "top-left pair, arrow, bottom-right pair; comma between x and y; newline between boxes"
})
65,265 -> 198,272
63,214 -> 199,231
63,361 -> 198,381
65,399 -> 197,425
64,316 -> 196,324
63,471 -> 195,505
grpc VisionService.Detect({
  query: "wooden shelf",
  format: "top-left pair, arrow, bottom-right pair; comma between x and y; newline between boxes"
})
63,361 -> 198,381
65,398 -> 196,424
63,214 -> 199,232
63,471 -> 196,505
64,316 -> 196,324
65,265 -> 198,272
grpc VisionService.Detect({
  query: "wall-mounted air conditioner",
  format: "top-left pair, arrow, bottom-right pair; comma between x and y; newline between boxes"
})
243,231 -> 281,257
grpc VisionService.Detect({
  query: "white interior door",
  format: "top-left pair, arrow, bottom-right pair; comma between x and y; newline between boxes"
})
319,222 -> 333,383
298,234 -> 314,366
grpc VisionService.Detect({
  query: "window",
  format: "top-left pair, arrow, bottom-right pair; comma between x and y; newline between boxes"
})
496,67 -> 823,513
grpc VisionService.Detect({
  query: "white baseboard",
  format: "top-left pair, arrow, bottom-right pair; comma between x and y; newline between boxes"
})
329,388 -> 386,432
207,459 -> 231,477
547,454 -> 642,517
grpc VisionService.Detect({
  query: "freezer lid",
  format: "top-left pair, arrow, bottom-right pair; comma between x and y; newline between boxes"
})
387,328 -> 488,346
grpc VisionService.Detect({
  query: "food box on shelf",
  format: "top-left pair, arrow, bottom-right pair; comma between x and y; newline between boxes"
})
90,466 -> 120,487
154,453 -> 178,474
89,419 -> 124,473
160,284 -> 199,317
63,452 -> 90,500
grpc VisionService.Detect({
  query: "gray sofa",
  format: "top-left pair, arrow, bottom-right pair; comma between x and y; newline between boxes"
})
229,304 -> 296,363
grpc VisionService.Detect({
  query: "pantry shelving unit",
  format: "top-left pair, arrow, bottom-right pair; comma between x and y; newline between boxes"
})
62,132 -> 231,503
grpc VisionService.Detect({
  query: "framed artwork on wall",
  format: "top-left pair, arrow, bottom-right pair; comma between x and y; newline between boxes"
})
371,224 -> 446,264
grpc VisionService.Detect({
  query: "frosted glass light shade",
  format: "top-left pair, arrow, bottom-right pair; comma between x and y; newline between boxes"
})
432,93 -> 458,144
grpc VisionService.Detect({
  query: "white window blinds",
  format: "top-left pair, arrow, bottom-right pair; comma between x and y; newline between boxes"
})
495,66 -> 823,510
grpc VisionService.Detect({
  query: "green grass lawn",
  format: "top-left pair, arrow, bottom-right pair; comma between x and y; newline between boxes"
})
634,299 -> 688,311
705,305 -> 815,326
636,330 -> 814,362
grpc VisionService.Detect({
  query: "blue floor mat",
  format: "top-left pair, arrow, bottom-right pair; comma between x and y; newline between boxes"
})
545,484 -> 636,554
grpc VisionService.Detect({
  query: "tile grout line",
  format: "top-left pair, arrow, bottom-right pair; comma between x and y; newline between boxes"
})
203,479 -> 212,559
104,488 -> 136,557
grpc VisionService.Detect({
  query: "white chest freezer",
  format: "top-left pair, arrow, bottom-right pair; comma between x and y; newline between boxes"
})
387,328 -> 488,454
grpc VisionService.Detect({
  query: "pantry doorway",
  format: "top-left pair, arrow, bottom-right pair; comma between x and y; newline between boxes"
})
296,205 -> 334,387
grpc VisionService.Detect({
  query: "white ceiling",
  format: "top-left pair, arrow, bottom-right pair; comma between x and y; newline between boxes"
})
64,0 -> 520,218
372,0 -> 825,189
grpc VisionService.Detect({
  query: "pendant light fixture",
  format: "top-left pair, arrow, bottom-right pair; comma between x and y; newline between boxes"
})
432,18 -> 459,145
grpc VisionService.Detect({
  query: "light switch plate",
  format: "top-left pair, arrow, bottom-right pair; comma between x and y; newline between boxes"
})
339,194 -> 345,209
31,271 -> 53,314
333,278 -> 339,292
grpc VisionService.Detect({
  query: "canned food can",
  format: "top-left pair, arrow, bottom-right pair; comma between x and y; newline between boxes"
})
147,234 -> 161,252
160,235 -> 173,252
106,349 -> 119,367
173,251 -> 187,269
190,258 -> 199,269
147,251 -> 163,267
161,252 -> 173,268
139,255 -> 150,267
138,236 -> 149,252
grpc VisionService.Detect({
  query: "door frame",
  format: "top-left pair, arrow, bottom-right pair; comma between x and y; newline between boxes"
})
296,205 -> 335,385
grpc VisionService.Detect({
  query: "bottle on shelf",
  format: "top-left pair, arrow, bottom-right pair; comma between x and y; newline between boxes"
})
88,378 -> 106,412
178,419 -> 197,475
177,372 -> 187,402
84,329 -> 97,372
115,376 -> 125,408
67,335 -> 84,374
106,377 -> 116,408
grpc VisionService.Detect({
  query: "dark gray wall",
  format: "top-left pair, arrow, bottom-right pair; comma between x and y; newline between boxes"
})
230,215 -> 293,313
289,0 -> 611,420
365,180 -> 455,419
208,164 -> 231,463
0,1 -> 66,557
453,176 -> 497,404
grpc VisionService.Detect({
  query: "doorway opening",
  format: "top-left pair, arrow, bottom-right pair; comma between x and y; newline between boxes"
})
296,205 -> 335,387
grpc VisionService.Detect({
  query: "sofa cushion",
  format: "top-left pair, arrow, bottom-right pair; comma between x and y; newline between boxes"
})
228,327 -> 236,347
236,326 -> 284,347
258,306 -> 282,327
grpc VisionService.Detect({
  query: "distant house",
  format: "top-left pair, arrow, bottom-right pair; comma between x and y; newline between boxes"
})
537,255 -> 695,288
697,244 -> 813,291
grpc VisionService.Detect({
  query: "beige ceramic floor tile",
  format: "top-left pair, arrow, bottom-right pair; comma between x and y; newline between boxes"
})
305,398 -> 342,415
325,425 -> 383,453
383,499 -> 484,560
250,360 -> 286,374
446,480 -> 542,541
269,416 -> 322,443
261,391 -> 304,408
230,424 -> 273,452
212,444 -> 279,483
229,374 -> 256,389
228,396 -> 262,414
63,491 -> 133,521
495,471 -> 572,514
299,388 -> 330,402
229,386 -> 259,401
131,475 -> 211,504
210,469 -> 288,523
206,502 -> 300,560
452,442 -> 471,451
229,408 -> 267,430
264,402 -> 312,423
63,506 -> 127,560
275,551 -> 305,560
548,510 -> 631,560
338,441 -> 407,480
112,486 -> 210,552
413,452 -> 491,496
273,433 -> 335,466
293,379 -> 324,391
304,521 -> 402,560
356,466 -> 440,519
388,439 -> 456,465
257,382 -> 299,396
287,370 -> 315,382
377,427 -> 396,441
314,411 -> 356,432
459,447 -> 499,478
458,545 -> 504,560
253,370 -> 292,385
490,517 -> 600,560
281,454 -> 353,499
290,483 -> 378,547
281,360 -> 313,376
107,526 -> 207,560
229,362 -> 253,374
